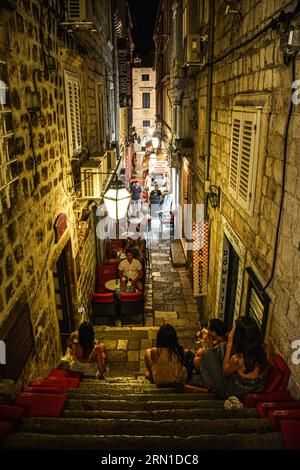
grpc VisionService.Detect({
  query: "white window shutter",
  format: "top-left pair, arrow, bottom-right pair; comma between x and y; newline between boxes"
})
65,72 -> 82,157
229,108 -> 260,214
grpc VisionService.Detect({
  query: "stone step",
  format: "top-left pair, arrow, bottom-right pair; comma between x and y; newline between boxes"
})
65,399 -> 225,411
3,432 -> 283,450
170,240 -> 186,267
66,392 -> 217,401
21,417 -> 272,437
62,407 -> 259,420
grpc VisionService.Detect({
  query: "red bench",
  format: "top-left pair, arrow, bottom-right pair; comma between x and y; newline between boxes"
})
48,369 -> 82,379
280,420 -> 300,450
30,376 -> 80,392
0,421 -> 13,443
257,400 -> 300,418
0,404 -> 25,426
15,392 -> 66,418
269,409 -> 300,431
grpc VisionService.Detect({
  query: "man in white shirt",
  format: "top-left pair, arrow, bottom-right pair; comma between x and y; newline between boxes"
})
118,248 -> 143,292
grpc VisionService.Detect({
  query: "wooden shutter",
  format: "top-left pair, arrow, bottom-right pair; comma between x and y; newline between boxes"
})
65,72 -> 82,157
246,267 -> 270,337
197,0 -> 208,29
229,108 -> 260,214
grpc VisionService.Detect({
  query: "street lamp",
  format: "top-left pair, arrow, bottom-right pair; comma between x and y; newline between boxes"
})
103,177 -> 131,220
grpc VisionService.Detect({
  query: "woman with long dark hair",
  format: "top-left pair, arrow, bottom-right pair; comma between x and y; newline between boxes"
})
67,322 -> 108,377
199,316 -> 268,399
144,324 -> 188,385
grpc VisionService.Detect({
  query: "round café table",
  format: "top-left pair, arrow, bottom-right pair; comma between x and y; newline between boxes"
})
105,279 -> 120,291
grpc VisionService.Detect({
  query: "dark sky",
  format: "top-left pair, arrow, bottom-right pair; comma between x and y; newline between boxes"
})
127,0 -> 160,56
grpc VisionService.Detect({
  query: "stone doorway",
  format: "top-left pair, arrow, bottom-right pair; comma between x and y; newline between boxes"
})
53,239 -> 75,353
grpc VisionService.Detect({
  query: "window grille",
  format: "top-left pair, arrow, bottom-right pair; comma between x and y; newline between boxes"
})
246,267 -> 270,338
143,120 -> 150,127
64,71 -> 82,157
229,107 -> 261,214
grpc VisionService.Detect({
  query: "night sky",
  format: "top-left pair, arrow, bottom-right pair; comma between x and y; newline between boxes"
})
127,0 -> 160,56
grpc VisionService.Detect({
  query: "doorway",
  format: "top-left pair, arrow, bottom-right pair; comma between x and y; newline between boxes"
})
53,239 -> 75,353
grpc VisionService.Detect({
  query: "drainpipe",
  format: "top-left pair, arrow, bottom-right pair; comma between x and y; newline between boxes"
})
204,0 -> 215,217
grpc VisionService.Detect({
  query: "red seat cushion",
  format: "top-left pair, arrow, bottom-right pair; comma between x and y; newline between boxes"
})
15,393 -> 66,417
244,390 -> 292,408
92,292 -> 115,303
269,409 -> 300,431
0,404 -> 25,424
263,358 -> 283,392
30,376 -> 80,392
48,369 -> 82,379
281,420 -> 300,450
272,354 -> 290,391
257,400 -> 300,418
0,421 -> 13,442
23,386 -> 65,394
120,292 -> 144,301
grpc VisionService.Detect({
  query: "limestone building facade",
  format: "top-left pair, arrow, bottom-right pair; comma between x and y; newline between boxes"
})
132,61 -> 156,145
154,0 -> 300,397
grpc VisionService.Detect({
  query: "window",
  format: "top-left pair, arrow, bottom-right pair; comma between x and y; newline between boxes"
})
245,268 -> 270,338
142,92 -> 150,108
96,83 -> 105,151
64,71 -> 82,157
229,107 -> 261,214
143,120 -> 150,127
0,60 -> 18,212
142,74 -> 149,81
197,0 -> 209,30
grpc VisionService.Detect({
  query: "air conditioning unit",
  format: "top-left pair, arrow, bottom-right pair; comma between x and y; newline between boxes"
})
184,34 -> 207,66
173,57 -> 184,78
67,0 -> 92,22
80,160 -> 103,199
105,148 -> 117,171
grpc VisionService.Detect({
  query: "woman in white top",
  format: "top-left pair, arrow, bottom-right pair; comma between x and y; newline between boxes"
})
67,322 -> 108,377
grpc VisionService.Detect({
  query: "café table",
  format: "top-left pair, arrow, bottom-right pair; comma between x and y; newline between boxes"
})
105,279 -> 120,291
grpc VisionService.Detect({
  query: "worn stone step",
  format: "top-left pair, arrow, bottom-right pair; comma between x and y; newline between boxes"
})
2,432 -> 283,450
65,399 -> 225,411
21,417 -> 272,436
66,393 -> 218,402
62,407 -> 259,420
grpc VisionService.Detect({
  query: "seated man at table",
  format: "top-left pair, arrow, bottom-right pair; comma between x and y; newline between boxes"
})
118,248 -> 143,292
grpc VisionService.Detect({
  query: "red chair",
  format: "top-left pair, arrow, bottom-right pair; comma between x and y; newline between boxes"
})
15,393 -> 66,417
272,354 -> 290,391
92,292 -> 116,325
48,369 -> 82,379
280,420 -> 300,450
29,376 -> 80,392
0,421 -> 13,443
269,409 -> 300,431
257,400 -> 300,418
120,292 -> 144,325
0,404 -> 25,425
244,390 -> 292,408
263,357 -> 283,392
96,264 -> 117,292
23,386 -> 65,394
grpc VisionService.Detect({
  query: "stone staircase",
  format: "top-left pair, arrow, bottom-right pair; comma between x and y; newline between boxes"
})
2,374 -> 283,450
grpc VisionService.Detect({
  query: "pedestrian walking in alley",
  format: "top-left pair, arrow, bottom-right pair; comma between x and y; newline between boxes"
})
144,324 -> 188,386
149,183 -> 162,216
131,181 -> 142,215
67,322 -> 108,378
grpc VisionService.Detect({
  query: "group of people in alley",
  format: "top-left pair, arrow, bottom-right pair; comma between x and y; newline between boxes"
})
64,316 -> 269,401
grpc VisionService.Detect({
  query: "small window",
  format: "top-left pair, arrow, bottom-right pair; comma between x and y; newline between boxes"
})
245,268 -> 270,338
142,74 -> 149,81
143,120 -> 150,127
0,59 -> 18,212
64,71 -> 82,157
142,92 -> 150,108
229,107 -> 261,214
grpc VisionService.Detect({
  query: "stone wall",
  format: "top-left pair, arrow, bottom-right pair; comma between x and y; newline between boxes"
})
0,0 -> 114,386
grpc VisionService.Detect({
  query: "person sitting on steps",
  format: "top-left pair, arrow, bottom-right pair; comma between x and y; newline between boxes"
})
67,322 -> 108,378
193,318 -> 228,374
144,324 -> 188,386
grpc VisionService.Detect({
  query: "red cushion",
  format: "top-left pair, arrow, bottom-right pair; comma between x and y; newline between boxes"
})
30,377 -> 80,392
272,354 -> 290,391
23,386 -> 65,394
48,369 -> 82,379
0,421 -> 13,442
257,400 -> 300,418
0,404 -> 25,424
263,358 -> 283,392
281,420 -> 300,450
92,292 -> 115,303
269,409 -> 300,431
120,292 -> 144,301
15,393 -> 66,417
244,390 -> 292,408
